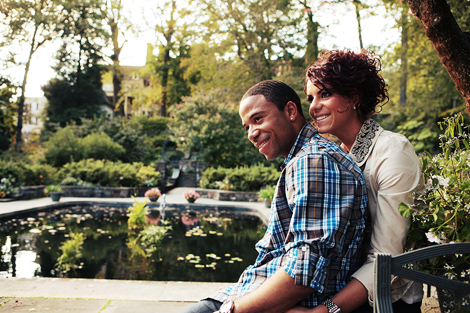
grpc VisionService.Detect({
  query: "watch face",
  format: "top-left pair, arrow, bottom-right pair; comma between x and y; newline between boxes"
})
220,300 -> 233,313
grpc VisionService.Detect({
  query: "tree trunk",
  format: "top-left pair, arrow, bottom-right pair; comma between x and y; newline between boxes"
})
406,0 -> 470,116
15,25 -> 38,152
305,11 -> 319,64
399,6 -> 409,107
353,0 -> 364,50
110,19 -> 123,116
160,0 -> 176,117
161,47 -> 170,117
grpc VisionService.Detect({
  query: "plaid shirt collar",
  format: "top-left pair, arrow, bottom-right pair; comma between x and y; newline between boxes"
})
282,123 -> 318,170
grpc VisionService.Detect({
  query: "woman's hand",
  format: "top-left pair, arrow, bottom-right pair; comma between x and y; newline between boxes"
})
285,305 -> 329,313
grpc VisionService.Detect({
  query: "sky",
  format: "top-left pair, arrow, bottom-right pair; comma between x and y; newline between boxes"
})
5,0 -> 399,98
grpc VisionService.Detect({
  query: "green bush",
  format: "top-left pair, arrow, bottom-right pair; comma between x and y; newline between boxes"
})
201,164 -> 280,192
0,161 -> 57,186
43,128 -> 82,167
23,163 -> 58,186
57,159 -> 161,187
81,132 -> 125,161
136,165 -> 162,187
0,160 -> 25,186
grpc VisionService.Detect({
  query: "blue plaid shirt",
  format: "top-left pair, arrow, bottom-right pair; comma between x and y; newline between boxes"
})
210,123 -> 367,308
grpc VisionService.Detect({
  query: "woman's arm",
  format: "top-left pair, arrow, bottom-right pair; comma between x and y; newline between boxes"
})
285,279 -> 367,313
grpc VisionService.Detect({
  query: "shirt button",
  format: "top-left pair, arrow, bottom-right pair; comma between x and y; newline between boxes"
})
302,247 -> 307,252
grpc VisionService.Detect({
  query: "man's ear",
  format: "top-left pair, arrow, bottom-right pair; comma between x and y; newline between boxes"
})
285,101 -> 298,121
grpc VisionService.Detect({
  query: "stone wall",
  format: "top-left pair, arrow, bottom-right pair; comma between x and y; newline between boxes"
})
14,186 -> 149,199
197,189 -> 259,202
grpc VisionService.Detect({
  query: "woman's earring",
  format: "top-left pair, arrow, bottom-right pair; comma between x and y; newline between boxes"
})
353,105 -> 356,110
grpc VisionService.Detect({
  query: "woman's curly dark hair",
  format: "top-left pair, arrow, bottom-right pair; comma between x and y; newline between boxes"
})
305,49 -> 389,122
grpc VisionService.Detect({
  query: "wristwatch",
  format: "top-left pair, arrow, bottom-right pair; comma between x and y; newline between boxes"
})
322,299 -> 342,313
215,299 -> 235,313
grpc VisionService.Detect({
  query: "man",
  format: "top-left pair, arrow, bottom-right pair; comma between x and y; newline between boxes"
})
180,80 -> 367,313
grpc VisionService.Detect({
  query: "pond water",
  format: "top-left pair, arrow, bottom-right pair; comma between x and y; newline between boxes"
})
0,204 -> 266,282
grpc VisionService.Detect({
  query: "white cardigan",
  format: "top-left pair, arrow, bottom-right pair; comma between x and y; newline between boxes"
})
345,119 -> 424,305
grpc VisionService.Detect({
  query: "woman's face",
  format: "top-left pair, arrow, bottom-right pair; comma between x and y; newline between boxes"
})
305,79 -> 360,141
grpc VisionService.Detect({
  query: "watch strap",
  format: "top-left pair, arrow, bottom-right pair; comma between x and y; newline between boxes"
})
322,299 -> 342,313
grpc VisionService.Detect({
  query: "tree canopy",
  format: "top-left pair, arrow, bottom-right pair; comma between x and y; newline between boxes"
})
0,0 -> 469,167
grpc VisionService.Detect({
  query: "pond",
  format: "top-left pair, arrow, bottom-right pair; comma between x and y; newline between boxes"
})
0,203 -> 267,282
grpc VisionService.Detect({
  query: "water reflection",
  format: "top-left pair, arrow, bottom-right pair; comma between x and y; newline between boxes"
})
0,205 -> 266,282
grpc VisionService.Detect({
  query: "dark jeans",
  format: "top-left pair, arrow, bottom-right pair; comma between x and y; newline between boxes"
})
179,299 -> 222,313
352,300 -> 422,313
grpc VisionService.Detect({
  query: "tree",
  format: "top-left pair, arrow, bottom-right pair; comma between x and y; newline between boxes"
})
200,0 -> 304,81
298,1 -> 320,64
352,0 -> 364,50
0,77 -> 17,152
170,88 -> 270,168
406,0 -> 470,116
44,0 -> 109,127
0,0 -> 57,152
102,0 -> 132,116
136,0 -> 194,117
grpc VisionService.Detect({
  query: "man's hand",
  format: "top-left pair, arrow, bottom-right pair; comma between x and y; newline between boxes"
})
232,268 -> 315,313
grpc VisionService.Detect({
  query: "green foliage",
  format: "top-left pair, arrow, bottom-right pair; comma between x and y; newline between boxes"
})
380,1 -> 468,153
80,132 -> 125,161
0,160 -> 25,186
400,113 -> 470,280
43,128 -> 82,167
396,119 -> 439,153
136,166 -> 161,188
43,185 -> 63,196
0,160 -> 57,186
79,116 -> 162,163
201,164 -> 280,192
127,197 -> 149,230
200,0 -> 304,81
42,115 -> 168,166
0,177 -> 18,198
57,159 -> 161,187
23,163 -> 58,186
56,232 -> 85,277
42,77 -> 103,128
170,89 -> 269,168
0,77 -> 17,152
258,185 -> 276,203
139,223 -> 172,257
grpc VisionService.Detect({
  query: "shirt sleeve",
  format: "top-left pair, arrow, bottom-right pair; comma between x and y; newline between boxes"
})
282,151 -> 366,293
352,134 -> 423,299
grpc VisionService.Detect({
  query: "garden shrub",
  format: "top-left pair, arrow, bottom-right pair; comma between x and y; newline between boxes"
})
80,132 -> 125,161
43,128 -> 82,167
23,163 -> 58,186
136,165 -> 162,187
201,164 -> 280,192
200,166 -> 229,190
0,160 -> 57,186
0,160 -> 25,186
57,159 -> 161,187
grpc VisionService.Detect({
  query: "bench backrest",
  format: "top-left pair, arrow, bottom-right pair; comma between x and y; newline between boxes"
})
373,243 -> 470,313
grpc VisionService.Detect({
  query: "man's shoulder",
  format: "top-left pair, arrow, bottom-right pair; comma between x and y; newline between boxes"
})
298,133 -> 347,158
293,133 -> 361,172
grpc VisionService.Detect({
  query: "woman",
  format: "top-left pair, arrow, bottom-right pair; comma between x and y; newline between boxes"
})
295,49 -> 423,313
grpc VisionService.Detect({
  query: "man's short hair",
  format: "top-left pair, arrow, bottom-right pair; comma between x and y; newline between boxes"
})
241,80 -> 305,118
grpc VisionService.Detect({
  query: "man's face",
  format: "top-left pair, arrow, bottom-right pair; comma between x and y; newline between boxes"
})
239,94 -> 297,161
